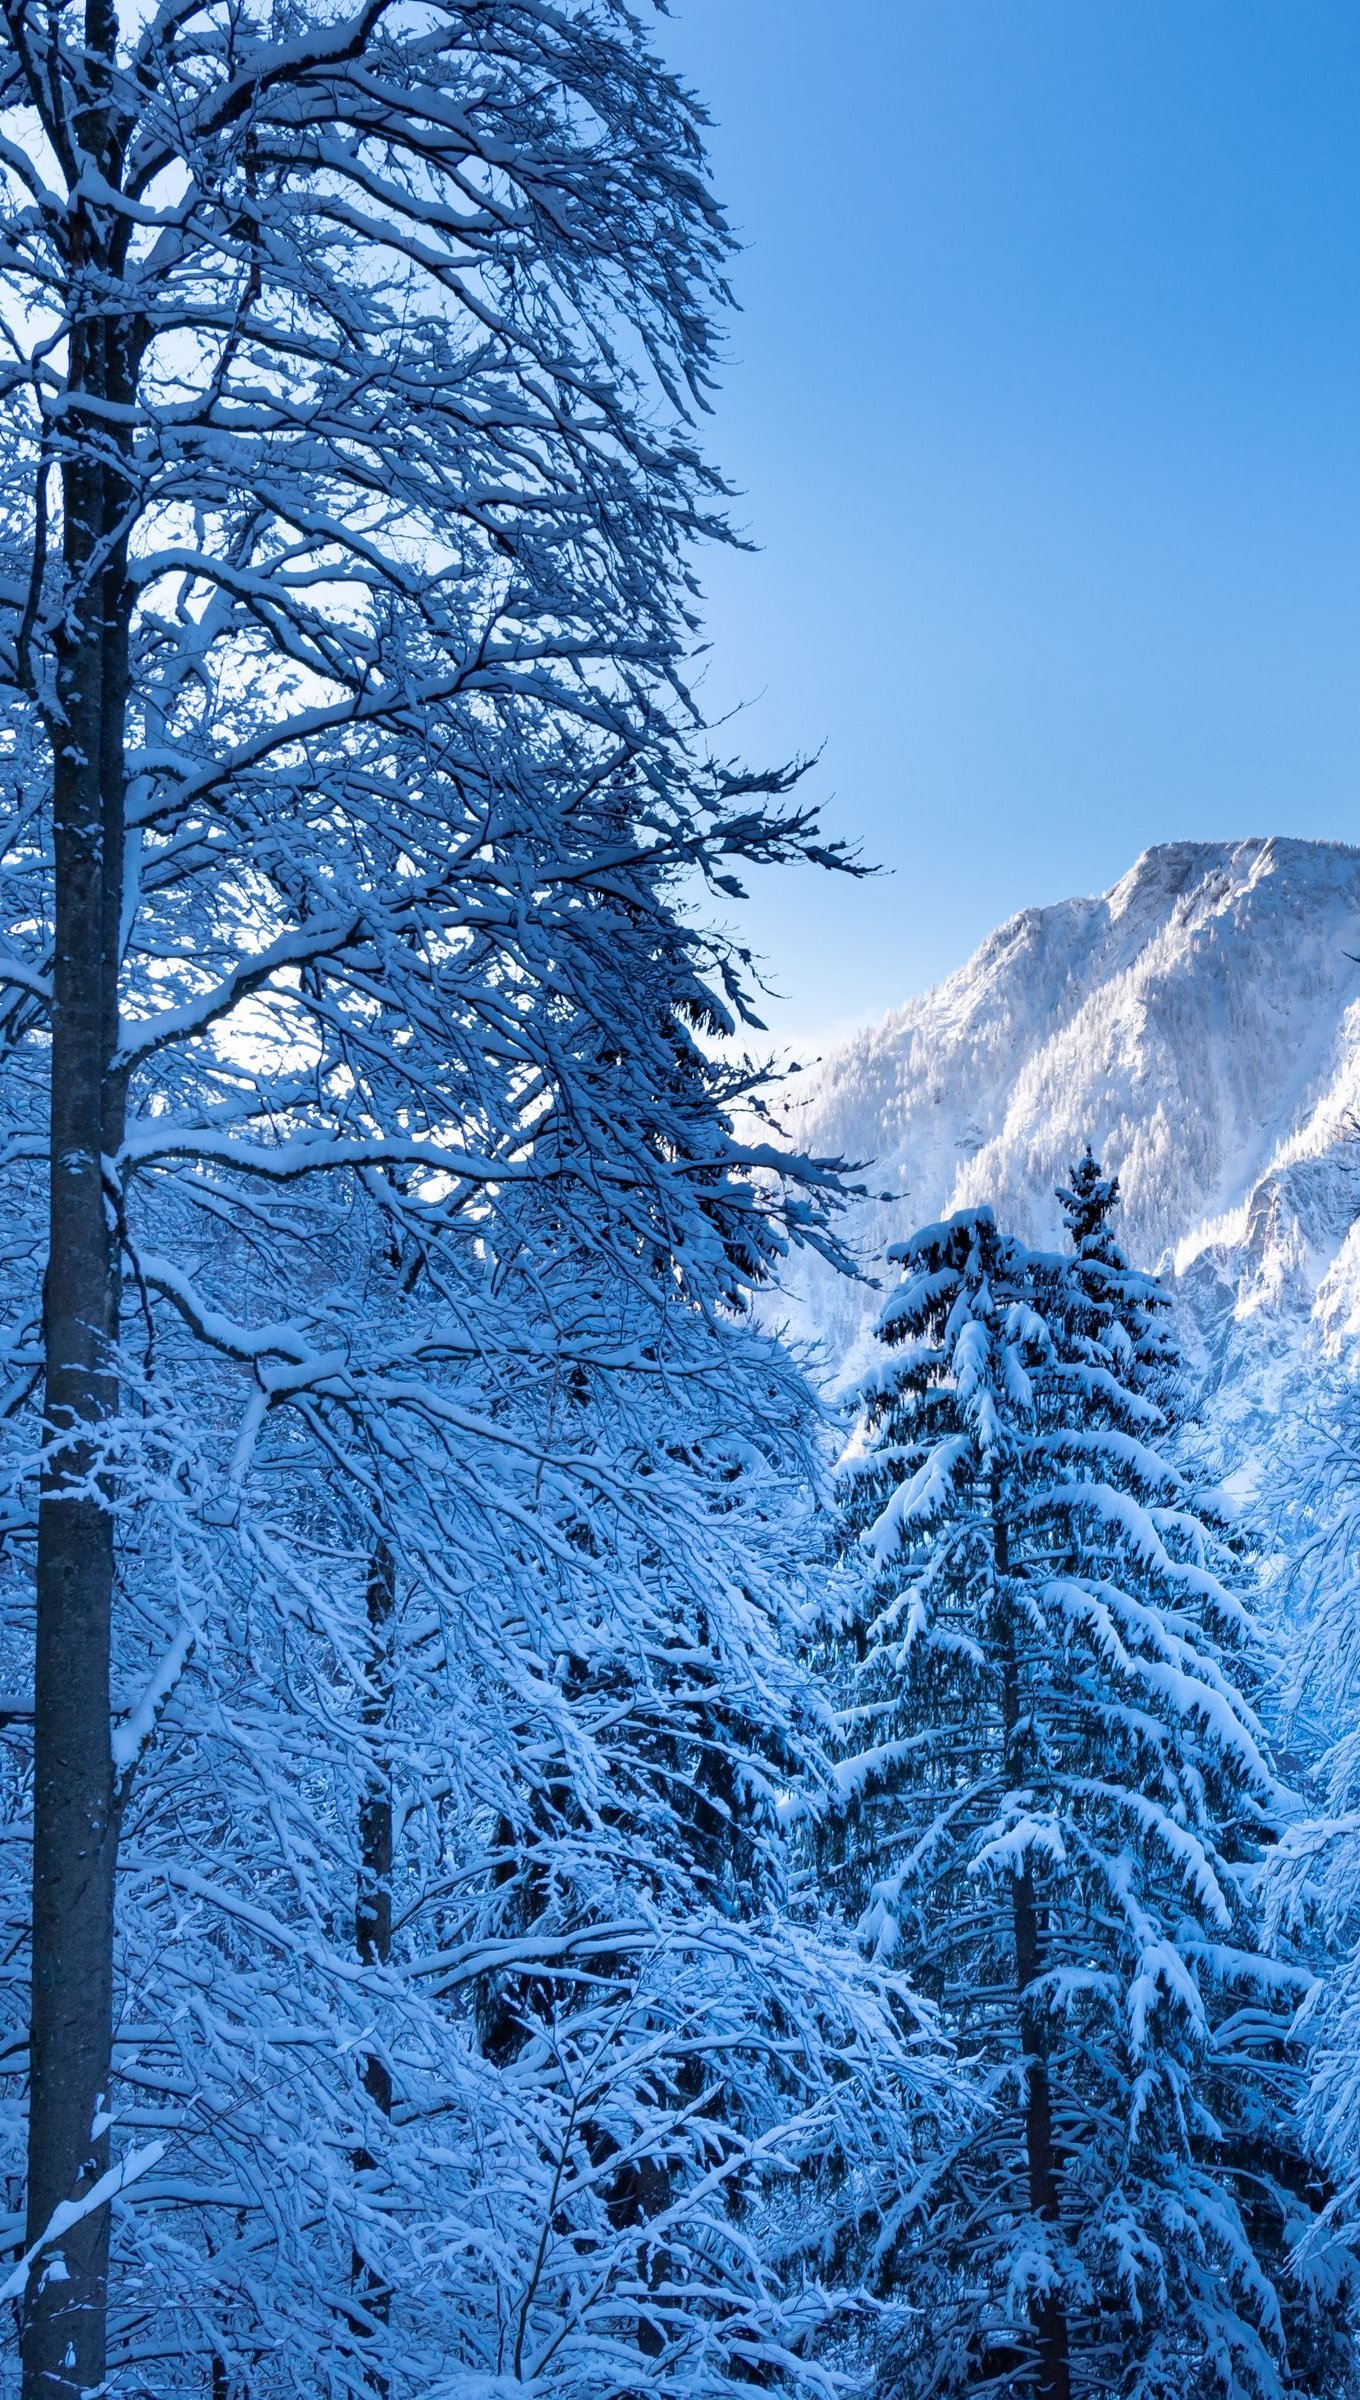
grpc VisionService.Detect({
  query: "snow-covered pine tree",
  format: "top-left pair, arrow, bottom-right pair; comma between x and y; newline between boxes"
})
0,7 -> 943,2395
1054,1158 -> 1358,2395
823,1177 -> 1356,2399
1056,1147 -> 1181,1420
1262,1415 -> 1360,2336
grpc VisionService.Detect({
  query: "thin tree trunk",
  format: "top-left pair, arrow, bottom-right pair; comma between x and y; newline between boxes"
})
23,465 -> 120,2400
351,1540 -> 395,2384
22,12 -> 129,2389
995,1509 -> 1071,2400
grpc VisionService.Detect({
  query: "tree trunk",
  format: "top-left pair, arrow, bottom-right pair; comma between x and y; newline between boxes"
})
22,12 -> 129,2389
351,1540 -> 395,2384
995,1509 -> 1071,2400
23,469 -> 122,2400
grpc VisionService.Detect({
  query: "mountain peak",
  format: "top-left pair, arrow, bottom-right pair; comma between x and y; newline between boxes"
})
782,836 -> 1360,1422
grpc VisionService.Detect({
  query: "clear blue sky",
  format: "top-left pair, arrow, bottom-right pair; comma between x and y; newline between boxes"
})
659,0 -> 1360,1054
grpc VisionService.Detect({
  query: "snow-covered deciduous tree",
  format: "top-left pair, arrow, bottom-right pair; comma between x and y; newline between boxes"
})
0,7 -> 949,2395
821,1175 -> 1356,2399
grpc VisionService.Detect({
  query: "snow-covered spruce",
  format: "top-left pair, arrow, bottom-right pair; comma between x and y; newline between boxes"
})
0,7 -> 939,2396
1262,1415 -> 1360,2301
818,1170 -> 1356,2398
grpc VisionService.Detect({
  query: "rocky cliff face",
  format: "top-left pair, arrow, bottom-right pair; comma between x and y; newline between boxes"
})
778,837 -> 1360,1454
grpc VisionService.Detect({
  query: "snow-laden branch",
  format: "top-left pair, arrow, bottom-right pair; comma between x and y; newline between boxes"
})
0,2144 -> 167,2304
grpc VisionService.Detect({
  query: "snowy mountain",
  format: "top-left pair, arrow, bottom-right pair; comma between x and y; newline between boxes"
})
778,836 -> 1360,1453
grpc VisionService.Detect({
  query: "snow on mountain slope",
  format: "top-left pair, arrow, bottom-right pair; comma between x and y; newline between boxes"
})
778,837 -> 1360,1442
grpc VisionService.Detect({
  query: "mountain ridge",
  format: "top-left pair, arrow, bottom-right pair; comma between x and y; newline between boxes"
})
779,836 -> 1360,1447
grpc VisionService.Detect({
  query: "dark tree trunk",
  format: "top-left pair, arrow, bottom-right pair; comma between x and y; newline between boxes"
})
995,1510 -> 1071,2400
21,10 -> 131,2391
23,449 -> 121,2400
351,1541 -> 395,2384
605,2147 -> 672,2361
1010,1865 -> 1071,2400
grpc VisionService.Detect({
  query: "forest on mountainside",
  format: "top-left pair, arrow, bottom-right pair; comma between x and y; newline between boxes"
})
3,9 -> 1360,2400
